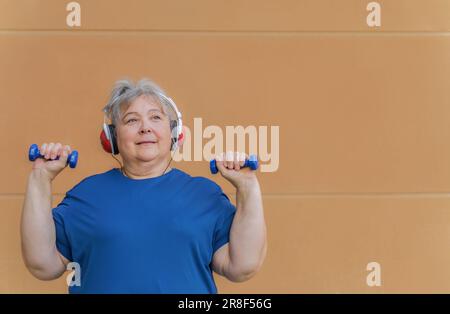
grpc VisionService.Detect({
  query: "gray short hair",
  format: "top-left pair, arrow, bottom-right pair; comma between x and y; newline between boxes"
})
102,78 -> 178,126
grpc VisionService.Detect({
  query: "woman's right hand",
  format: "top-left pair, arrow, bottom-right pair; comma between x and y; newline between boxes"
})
32,142 -> 72,181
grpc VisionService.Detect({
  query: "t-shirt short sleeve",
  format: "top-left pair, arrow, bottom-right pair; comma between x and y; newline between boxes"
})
52,192 -> 75,261
212,190 -> 237,254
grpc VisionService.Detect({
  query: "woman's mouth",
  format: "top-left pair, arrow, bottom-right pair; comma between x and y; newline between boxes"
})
136,141 -> 156,145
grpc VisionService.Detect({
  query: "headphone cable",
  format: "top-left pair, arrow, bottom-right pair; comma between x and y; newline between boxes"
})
114,151 -> 174,178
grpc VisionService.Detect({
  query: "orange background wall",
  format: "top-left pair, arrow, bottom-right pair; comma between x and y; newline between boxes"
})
1,0 -> 450,293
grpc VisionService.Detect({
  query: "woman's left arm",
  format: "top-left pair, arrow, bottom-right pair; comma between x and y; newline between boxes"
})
211,153 -> 267,282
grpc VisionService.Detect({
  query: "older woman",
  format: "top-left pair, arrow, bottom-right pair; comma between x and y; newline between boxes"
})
21,78 -> 267,293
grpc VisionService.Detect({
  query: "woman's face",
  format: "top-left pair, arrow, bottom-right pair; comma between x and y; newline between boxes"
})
116,94 -> 172,164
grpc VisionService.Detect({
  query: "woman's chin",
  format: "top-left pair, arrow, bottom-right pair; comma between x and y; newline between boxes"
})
135,150 -> 159,160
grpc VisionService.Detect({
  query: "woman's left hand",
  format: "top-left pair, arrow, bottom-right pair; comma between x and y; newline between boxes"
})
214,151 -> 258,190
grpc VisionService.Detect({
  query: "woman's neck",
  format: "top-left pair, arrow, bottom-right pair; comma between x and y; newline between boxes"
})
121,159 -> 173,179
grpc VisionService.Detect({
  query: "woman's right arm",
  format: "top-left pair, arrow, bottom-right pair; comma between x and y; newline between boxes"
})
20,143 -> 72,281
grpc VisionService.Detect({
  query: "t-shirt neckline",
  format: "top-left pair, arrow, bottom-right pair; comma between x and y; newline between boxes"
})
113,167 -> 178,183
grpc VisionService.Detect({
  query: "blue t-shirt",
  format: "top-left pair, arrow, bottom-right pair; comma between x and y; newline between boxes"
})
52,167 -> 236,294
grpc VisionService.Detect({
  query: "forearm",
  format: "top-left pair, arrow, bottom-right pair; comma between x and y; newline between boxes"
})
228,179 -> 267,278
21,170 -> 65,279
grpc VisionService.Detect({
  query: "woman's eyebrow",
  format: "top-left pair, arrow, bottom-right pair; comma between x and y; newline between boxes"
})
123,109 -> 165,118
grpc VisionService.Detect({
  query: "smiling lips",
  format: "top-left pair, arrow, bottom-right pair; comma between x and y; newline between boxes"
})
136,141 -> 156,145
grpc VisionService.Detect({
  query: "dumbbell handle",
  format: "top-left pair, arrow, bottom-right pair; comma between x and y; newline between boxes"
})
210,154 -> 258,174
28,144 -> 79,169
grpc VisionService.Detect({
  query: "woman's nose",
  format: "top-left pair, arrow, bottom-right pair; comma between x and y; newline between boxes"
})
139,126 -> 152,134
139,120 -> 153,134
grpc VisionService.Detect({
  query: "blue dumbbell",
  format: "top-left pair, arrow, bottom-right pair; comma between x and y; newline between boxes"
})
28,143 -> 79,169
210,154 -> 258,174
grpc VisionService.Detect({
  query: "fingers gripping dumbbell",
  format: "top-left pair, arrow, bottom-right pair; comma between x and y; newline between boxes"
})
28,143 -> 79,169
210,154 -> 258,174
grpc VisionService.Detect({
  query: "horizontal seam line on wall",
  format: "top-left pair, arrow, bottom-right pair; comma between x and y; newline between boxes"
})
0,30 -> 450,36
3,192 -> 450,199
230,193 -> 450,198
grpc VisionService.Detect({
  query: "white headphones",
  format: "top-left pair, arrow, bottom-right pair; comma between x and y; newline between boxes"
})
157,92 -> 183,152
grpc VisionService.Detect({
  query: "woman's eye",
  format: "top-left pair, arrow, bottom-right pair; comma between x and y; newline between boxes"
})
127,119 -> 137,124
152,115 -> 162,120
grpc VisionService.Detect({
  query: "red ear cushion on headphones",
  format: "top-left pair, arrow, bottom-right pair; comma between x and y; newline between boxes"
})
100,130 -> 113,154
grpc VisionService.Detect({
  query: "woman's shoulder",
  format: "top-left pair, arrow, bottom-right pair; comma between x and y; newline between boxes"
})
184,173 -> 223,194
66,168 -> 117,194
